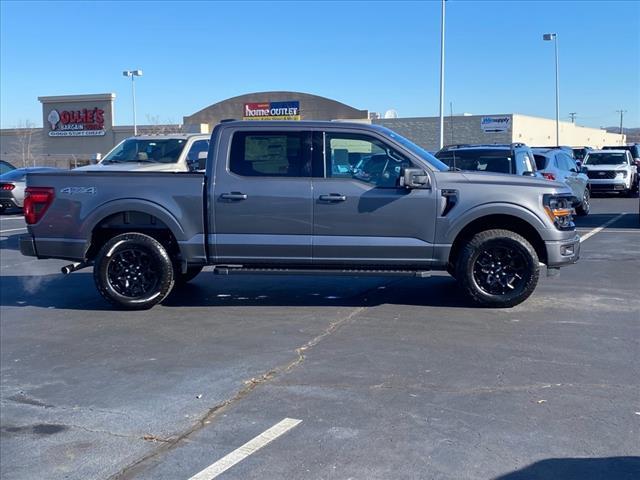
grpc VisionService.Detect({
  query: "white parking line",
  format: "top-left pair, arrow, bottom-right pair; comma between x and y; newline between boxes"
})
0,227 -> 27,234
579,213 -> 627,243
187,418 -> 302,480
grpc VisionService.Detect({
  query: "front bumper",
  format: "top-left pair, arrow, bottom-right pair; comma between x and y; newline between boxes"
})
545,234 -> 580,267
588,177 -> 629,191
19,234 -> 37,257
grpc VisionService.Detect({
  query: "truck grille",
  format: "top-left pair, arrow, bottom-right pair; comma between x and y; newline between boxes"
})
587,170 -> 616,179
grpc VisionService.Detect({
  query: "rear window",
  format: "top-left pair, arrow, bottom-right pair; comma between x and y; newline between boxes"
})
534,154 -> 549,170
435,149 -> 513,174
229,131 -> 309,177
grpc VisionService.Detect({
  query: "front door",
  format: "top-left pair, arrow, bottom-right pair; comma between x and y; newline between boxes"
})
312,131 -> 438,268
213,130 -> 313,264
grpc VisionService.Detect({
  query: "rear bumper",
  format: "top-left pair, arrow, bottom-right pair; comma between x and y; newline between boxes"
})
545,234 -> 580,267
20,234 -> 37,257
0,198 -> 19,210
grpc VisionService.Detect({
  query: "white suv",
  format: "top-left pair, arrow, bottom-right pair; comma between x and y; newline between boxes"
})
582,149 -> 638,196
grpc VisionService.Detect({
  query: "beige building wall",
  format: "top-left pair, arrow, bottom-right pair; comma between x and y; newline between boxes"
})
512,114 -> 625,148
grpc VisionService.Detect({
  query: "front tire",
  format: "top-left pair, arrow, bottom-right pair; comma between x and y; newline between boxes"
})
94,233 -> 174,310
455,229 -> 539,308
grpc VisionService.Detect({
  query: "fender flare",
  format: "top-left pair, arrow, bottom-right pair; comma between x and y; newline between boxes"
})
446,202 -> 548,242
80,199 -> 187,255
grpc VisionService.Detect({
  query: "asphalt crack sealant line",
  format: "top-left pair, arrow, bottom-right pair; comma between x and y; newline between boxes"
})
110,303 -> 370,480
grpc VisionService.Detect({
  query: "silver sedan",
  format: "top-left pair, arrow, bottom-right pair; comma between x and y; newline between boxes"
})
0,167 -> 60,213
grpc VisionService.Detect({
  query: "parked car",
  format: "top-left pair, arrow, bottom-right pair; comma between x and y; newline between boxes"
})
582,150 -> 638,196
0,160 -> 16,175
533,148 -> 590,215
75,134 -> 210,173
572,146 -> 593,163
20,121 -> 580,310
434,143 -> 538,176
532,146 -> 576,159
603,144 -> 640,170
0,167 -> 61,213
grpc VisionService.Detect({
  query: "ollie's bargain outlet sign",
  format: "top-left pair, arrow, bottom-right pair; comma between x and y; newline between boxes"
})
47,107 -> 106,137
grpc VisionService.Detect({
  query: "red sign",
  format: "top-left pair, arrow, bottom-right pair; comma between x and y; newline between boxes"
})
48,107 -> 106,137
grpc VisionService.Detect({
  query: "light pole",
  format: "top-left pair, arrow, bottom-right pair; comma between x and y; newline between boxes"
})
439,0 -> 446,150
122,69 -> 143,136
542,33 -> 559,146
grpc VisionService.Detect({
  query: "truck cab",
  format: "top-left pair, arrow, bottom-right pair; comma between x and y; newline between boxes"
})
76,133 -> 210,173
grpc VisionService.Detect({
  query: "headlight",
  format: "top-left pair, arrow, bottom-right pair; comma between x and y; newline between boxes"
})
543,194 -> 575,230
618,171 -> 627,178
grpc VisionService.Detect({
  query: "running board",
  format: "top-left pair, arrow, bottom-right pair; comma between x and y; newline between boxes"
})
213,266 -> 431,278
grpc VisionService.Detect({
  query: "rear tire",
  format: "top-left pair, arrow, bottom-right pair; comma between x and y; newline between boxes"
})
94,232 -> 174,310
455,229 -> 539,308
576,188 -> 590,216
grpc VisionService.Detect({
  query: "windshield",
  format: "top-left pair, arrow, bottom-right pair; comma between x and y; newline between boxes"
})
435,149 -> 514,174
102,138 -> 187,164
374,126 -> 449,171
583,152 -> 627,166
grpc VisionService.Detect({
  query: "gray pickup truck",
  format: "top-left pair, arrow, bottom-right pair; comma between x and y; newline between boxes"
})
20,121 -> 580,309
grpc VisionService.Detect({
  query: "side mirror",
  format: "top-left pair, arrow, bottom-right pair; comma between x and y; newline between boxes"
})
569,168 -> 577,173
401,168 -> 430,189
197,151 -> 208,170
580,166 -> 588,174
91,153 -> 102,165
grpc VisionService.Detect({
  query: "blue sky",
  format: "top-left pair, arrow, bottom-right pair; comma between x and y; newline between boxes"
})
1,0 -> 638,129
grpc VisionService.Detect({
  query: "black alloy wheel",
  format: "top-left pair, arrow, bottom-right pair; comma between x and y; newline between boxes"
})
456,229 -> 539,308
94,232 -> 174,310
472,243 -> 528,296
107,248 -> 160,298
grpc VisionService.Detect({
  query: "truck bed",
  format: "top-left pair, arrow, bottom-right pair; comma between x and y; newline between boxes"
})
24,171 -> 206,262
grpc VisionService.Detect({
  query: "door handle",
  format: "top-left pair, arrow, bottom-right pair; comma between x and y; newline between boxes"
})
319,194 -> 347,202
220,192 -> 248,201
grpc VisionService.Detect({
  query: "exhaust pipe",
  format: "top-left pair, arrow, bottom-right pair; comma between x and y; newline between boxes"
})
61,261 -> 90,275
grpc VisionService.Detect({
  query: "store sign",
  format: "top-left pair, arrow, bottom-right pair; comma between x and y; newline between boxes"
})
243,101 -> 300,121
481,116 -> 511,133
47,108 -> 106,137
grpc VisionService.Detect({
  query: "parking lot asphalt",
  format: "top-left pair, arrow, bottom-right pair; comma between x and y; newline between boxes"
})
1,196 -> 639,480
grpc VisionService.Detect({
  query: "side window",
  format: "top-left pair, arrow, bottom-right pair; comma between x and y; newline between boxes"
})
229,131 -> 310,177
559,153 -> 575,172
186,140 -> 209,169
325,133 -> 412,188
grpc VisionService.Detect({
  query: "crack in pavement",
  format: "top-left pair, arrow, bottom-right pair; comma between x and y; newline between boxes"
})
108,296 -> 376,480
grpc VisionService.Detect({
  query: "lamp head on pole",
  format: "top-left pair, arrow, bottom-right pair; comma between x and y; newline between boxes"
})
542,33 -> 557,41
122,69 -> 143,77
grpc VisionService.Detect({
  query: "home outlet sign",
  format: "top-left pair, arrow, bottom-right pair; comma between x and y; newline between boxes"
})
47,108 -> 106,137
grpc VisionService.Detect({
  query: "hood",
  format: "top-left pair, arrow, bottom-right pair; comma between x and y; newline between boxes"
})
74,162 -> 185,173
458,171 -> 566,190
582,164 -> 628,171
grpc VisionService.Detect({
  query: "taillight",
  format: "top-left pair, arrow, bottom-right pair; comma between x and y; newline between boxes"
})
24,187 -> 55,224
0,183 -> 15,191
542,172 -> 556,181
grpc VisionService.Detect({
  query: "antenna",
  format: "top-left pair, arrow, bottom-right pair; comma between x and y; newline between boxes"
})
383,109 -> 398,119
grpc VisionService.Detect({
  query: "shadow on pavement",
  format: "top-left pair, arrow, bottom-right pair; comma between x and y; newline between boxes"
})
574,213 -> 640,229
493,456 -> 640,480
0,271 -> 475,310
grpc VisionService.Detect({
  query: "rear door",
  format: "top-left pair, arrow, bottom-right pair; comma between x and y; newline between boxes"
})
312,130 -> 438,268
212,129 -> 313,264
